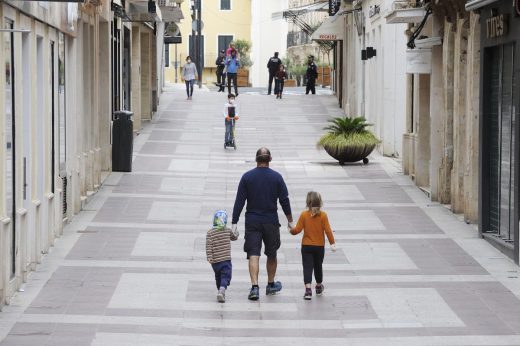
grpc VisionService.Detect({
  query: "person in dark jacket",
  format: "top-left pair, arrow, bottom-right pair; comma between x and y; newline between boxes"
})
305,55 -> 318,95
232,147 -> 294,301
267,52 -> 282,95
215,50 -> 227,92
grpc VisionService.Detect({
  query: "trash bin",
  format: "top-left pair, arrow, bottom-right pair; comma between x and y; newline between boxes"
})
112,110 -> 134,172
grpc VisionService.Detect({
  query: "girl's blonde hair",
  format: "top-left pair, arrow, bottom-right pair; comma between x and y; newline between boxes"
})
306,191 -> 323,217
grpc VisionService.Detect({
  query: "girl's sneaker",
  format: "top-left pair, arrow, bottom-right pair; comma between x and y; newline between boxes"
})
304,288 -> 312,300
315,284 -> 324,296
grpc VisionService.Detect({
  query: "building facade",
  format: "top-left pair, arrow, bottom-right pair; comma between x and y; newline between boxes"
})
0,0 -> 179,307
468,0 -> 520,263
164,0 -> 252,85
250,0 -> 288,88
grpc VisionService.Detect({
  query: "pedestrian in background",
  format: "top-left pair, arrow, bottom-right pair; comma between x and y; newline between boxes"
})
232,147 -> 294,301
215,50 -> 227,92
267,52 -> 282,95
289,191 -> 336,300
206,210 -> 239,303
182,55 -> 198,100
274,64 -> 287,99
226,49 -> 240,96
305,55 -> 318,95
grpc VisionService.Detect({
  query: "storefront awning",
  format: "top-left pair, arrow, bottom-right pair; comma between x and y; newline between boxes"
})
465,0 -> 500,11
272,1 -> 329,20
311,14 -> 343,41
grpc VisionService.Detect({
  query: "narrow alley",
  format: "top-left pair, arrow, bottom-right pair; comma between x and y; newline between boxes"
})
2,87 -> 520,345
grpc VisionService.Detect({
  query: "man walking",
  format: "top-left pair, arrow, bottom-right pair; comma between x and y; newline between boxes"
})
267,52 -> 282,95
305,55 -> 318,95
226,49 -> 240,96
232,148 -> 293,301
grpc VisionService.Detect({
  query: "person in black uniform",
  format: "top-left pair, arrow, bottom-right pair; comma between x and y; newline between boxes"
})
305,55 -> 318,95
215,50 -> 227,92
267,52 -> 282,95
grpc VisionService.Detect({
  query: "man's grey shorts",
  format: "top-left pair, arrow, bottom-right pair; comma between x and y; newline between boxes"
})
244,223 -> 281,259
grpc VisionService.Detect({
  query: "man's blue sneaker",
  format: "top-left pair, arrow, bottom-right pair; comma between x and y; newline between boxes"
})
248,286 -> 260,301
266,281 -> 282,295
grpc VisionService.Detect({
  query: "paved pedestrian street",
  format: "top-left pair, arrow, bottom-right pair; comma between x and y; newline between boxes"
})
2,85 -> 520,346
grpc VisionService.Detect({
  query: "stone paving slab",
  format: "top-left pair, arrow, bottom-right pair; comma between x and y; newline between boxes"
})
2,85 -> 520,345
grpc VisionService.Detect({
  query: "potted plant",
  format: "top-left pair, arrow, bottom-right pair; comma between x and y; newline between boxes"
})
317,116 -> 380,165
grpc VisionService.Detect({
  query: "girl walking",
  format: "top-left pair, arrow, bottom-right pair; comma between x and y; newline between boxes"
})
289,191 -> 336,300
182,56 -> 198,100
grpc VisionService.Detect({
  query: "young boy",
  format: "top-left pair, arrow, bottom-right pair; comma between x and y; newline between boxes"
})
223,94 -> 239,147
274,64 -> 287,99
206,210 -> 239,302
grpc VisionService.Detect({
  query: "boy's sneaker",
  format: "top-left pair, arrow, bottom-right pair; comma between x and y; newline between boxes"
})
217,288 -> 226,303
304,288 -> 312,300
266,281 -> 282,295
248,286 -> 260,301
315,284 -> 324,296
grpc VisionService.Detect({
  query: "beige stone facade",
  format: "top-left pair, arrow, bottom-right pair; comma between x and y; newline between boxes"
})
0,0 -> 177,307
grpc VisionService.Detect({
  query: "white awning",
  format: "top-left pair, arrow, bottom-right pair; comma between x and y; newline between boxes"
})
466,0 -> 500,11
272,1 -> 329,20
311,14 -> 343,41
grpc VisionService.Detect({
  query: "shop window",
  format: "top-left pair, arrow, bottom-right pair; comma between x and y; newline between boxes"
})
58,33 -> 66,176
4,19 -> 15,276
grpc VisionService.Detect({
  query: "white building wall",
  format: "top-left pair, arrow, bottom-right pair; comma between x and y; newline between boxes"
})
250,0 -> 288,87
361,0 -> 407,157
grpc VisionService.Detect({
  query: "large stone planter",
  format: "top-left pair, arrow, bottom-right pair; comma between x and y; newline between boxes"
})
237,68 -> 249,87
323,143 -> 376,165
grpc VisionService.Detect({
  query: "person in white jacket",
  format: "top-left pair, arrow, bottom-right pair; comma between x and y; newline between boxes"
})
182,56 -> 198,100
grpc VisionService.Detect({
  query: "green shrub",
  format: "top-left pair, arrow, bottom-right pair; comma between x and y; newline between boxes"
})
317,116 -> 380,150
235,39 -> 253,68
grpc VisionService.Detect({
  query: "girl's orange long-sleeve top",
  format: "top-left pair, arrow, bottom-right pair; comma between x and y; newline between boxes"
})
290,210 -> 335,246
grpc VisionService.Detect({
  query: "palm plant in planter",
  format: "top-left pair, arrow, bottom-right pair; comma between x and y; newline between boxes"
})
317,116 -> 380,165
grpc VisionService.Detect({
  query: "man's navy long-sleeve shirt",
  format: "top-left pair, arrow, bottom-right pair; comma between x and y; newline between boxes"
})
232,167 -> 292,225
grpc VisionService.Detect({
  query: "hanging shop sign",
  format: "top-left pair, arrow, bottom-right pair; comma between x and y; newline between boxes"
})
406,49 -> 431,74
486,13 -> 508,39
369,5 -> 380,18
329,0 -> 340,16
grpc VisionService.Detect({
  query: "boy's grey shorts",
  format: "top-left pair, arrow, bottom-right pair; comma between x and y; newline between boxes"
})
243,223 -> 281,259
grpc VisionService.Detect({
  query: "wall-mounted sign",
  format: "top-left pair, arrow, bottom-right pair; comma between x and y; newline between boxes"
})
406,49 -> 432,74
319,34 -> 337,40
486,14 -> 508,39
329,0 -> 340,16
369,5 -> 380,18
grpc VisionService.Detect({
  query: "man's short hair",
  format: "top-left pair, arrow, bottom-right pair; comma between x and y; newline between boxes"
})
256,147 -> 271,163
274,52 -> 279,56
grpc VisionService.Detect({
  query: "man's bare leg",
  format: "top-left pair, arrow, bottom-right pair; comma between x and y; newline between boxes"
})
249,256 -> 260,285
267,256 -> 277,283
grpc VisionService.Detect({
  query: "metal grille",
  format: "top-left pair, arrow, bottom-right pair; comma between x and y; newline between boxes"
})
62,176 -> 68,218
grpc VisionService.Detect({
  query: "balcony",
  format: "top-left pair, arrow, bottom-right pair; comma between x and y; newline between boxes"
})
385,1 -> 427,24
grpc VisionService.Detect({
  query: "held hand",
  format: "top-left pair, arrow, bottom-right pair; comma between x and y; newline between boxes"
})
330,243 -> 337,253
226,116 -> 231,121
235,116 -> 239,120
231,224 -> 238,233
